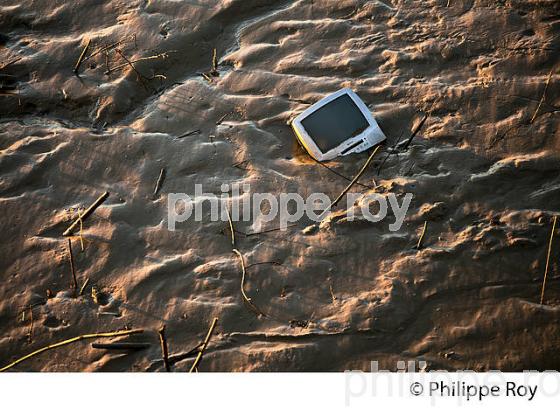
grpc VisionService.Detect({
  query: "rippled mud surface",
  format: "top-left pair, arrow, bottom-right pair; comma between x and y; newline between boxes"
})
1,0 -> 560,371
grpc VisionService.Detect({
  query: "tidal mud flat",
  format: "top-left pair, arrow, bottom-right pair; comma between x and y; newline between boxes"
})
1,0 -> 560,371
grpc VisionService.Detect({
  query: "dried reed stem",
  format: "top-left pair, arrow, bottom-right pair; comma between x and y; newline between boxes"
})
67,238 -> 78,293
329,145 -> 380,211
63,191 -> 109,236
153,168 -> 166,198
189,318 -> 218,373
416,221 -> 428,250
115,49 -> 150,91
540,215 -> 557,304
225,202 -> 236,247
73,38 -> 91,73
232,249 -> 265,317
531,69 -> 554,123
0,329 -> 143,372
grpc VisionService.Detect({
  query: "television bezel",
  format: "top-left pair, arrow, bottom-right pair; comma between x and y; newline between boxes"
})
291,88 -> 386,161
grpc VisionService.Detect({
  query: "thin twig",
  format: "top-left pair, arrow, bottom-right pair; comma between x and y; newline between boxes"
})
312,157 -> 375,189
158,325 -> 171,372
225,202 -> 236,247
0,57 -> 22,71
401,113 -> 429,150
377,131 -> 404,176
329,145 -> 380,211
531,69 -> 554,123
106,52 -> 170,74
540,215 -> 557,304
416,221 -> 428,250
67,239 -> 78,294
73,38 -> 91,74
115,49 -> 151,91
91,342 -> 150,350
0,329 -> 143,372
177,129 -> 201,139
77,208 -> 85,251
189,318 -> 218,373
63,191 -> 109,236
216,112 -> 230,125
153,168 -> 166,198
232,249 -> 265,317
212,48 -> 218,75
26,305 -> 33,343
235,223 -> 299,236
83,36 -> 132,62
201,72 -> 212,83
79,277 -> 90,296
329,283 -> 337,304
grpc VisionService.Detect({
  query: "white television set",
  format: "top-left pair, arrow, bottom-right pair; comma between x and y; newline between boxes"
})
291,88 -> 386,161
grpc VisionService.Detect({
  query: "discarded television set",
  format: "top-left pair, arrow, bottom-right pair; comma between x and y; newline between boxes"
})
291,88 -> 386,161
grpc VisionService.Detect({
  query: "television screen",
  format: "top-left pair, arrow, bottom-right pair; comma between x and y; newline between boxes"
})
300,94 -> 369,153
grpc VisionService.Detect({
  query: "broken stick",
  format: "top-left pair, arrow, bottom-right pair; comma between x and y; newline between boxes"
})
115,49 -> 151,91
0,329 -> 143,372
63,191 -> 109,236
531,68 -> 554,123
91,342 -> 150,350
540,215 -> 557,304
153,168 -> 166,198
73,38 -> 91,74
401,113 -> 429,150
189,318 -> 218,373
416,221 -> 428,250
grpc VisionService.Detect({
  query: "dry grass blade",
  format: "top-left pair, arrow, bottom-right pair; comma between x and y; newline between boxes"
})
540,215 -> 557,304
416,221 -> 428,250
232,249 -> 265,317
0,329 -> 143,372
63,191 -> 109,236
531,69 -> 554,123
189,318 -> 218,373
158,325 -> 171,372
73,38 -> 91,73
